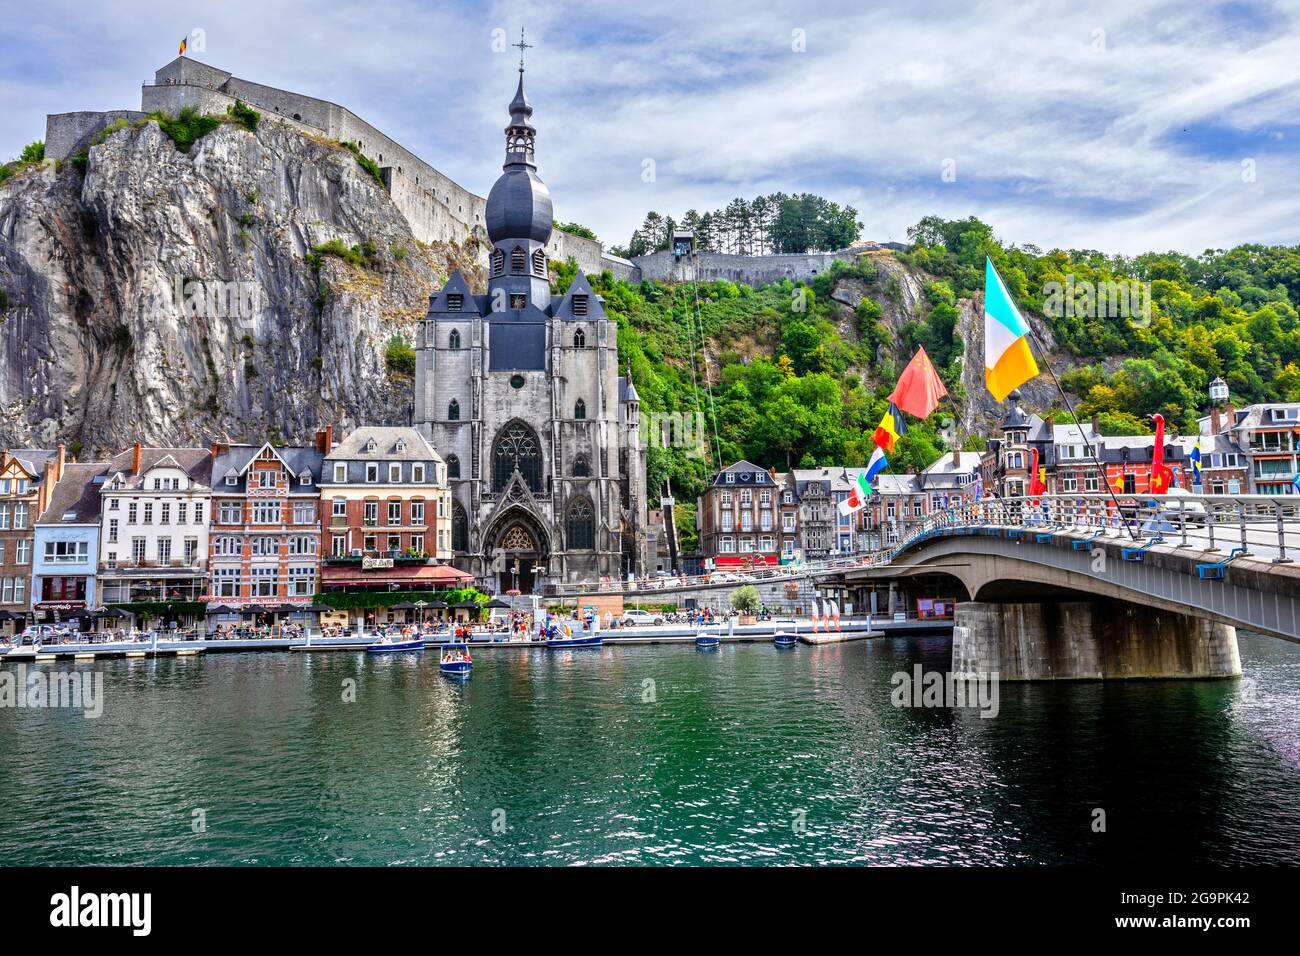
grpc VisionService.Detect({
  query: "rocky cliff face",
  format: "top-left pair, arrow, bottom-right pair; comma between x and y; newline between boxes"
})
0,117 -> 481,455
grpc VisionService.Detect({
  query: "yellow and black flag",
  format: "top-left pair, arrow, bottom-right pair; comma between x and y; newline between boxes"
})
179,37 -> 187,56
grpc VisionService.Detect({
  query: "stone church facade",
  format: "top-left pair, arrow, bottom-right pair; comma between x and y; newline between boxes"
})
414,65 -> 647,592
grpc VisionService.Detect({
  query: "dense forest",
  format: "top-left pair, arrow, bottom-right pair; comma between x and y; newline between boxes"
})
552,216 -> 1300,546
610,193 -> 863,258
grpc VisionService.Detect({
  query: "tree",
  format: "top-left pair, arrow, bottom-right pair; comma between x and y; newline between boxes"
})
730,584 -> 760,613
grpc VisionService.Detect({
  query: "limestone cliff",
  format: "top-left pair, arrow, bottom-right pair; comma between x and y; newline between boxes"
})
0,116 -> 482,455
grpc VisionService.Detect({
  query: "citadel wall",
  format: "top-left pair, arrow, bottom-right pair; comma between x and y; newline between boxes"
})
43,58 -> 854,288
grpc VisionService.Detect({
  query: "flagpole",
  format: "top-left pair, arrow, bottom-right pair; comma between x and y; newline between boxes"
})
1024,326 -> 1139,541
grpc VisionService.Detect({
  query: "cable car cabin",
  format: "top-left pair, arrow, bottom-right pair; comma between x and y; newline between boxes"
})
671,230 -> 695,260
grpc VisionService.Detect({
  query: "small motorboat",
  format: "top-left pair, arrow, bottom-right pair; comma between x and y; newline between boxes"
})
545,633 -> 603,648
695,633 -> 721,649
365,634 -> 425,654
773,632 -> 799,648
439,642 -> 473,675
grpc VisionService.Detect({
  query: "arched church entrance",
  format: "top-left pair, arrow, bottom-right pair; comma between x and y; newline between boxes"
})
484,509 -> 550,594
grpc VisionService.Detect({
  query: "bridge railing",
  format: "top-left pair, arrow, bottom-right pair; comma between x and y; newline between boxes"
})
893,492 -> 1300,563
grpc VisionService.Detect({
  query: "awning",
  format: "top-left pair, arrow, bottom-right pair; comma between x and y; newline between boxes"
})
321,563 -> 474,587
713,554 -> 779,568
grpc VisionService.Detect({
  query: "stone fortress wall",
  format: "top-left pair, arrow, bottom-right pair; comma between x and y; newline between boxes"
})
45,57 -> 855,287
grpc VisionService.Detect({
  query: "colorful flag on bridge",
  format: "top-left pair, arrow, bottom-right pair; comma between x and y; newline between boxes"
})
888,347 -> 948,420
872,403 -> 907,454
984,258 -> 1040,401
1150,414 -> 1174,494
838,470 -> 874,516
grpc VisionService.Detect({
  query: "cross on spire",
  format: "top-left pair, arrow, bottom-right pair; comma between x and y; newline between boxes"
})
513,28 -> 532,72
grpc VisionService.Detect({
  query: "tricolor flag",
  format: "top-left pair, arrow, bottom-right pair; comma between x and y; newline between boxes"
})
984,258 -> 1039,401
838,470 -> 874,516
1190,439 -> 1202,487
179,37 -> 188,56
872,403 -> 906,454
865,445 -> 888,483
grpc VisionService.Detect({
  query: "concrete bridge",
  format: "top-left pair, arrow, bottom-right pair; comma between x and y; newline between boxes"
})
817,493 -> 1300,680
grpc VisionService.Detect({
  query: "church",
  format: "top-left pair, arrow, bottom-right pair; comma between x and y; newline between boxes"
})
414,59 -> 648,592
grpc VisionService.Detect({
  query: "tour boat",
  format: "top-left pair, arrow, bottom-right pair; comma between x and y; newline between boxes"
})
545,633 -> 603,649
695,633 -> 721,649
364,635 -> 425,654
439,642 -> 473,675
773,632 -> 799,647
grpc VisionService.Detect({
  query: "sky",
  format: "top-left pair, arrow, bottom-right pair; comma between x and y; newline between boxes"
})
1,0 -> 1298,256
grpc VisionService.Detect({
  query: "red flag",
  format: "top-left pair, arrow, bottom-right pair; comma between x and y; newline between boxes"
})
888,347 -> 948,420
1150,414 -> 1174,493
1028,447 -> 1048,495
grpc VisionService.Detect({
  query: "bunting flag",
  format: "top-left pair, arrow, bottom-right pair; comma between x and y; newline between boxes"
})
888,346 -> 948,420
984,258 -> 1040,401
179,37 -> 187,56
865,445 -> 888,482
872,403 -> 907,454
837,470 -> 874,516
1190,439 -> 1202,487
1150,414 -> 1174,493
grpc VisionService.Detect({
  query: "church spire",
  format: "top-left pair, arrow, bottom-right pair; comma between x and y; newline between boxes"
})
505,30 -> 536,163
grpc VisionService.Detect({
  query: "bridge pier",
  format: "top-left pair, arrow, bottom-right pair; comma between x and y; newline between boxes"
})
952,600 -> 1241,681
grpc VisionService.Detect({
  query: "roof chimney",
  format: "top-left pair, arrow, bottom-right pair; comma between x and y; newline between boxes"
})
315,426 -> 333,455
952,448 -> 961,468
1091,414 -> 1100,436
1224,403 -> 1236,430
132,441 -> 142,475
56,442 -> 66,472
1210,407 -> 1221,436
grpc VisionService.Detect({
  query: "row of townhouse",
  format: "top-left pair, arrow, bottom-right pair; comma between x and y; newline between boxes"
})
982,388 -> 1295,499
0,426 -> 465,634
695,451 -> 983,566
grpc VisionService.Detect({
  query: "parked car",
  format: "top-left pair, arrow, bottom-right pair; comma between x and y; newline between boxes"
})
1158,488 -> 1208,526
621,609 -> 665,626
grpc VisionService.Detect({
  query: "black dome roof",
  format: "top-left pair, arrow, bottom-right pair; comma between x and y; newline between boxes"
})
486,166 -> 553,244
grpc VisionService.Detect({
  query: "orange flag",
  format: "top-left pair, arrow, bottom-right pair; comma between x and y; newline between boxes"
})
888,347 -> 948,420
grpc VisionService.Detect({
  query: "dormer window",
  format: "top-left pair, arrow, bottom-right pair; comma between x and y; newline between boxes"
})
573,328 -> 586,348
491,249 -> 504,275
225,474 -> 237,486
725,473 -> 735,484
532,249 -> 545,275
396,440 -> 406,452
447,294 -> 463,313
333,462 -> 346,482
449,328 -> 461,349
572,295 -> 589,317
510,247 -> 526,273
366,439 -> 377,453
300,471 -> 312,486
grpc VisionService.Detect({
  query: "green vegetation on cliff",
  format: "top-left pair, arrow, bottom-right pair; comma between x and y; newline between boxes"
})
599,215 -> 1300,504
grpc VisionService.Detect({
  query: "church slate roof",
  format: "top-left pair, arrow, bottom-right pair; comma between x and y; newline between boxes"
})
551,272 -> 607,321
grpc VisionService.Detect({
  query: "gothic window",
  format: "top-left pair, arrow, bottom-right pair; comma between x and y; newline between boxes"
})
572,294 -> 589,317
566,497 -> 594,550
574,399 -> 586,420
573,455 -> 590,478
532,249 -> 545,275
491,249 -> 504,275
502,525 -> 536,551
573,328 -> 586,348
448,328 -> 461,349
491,420 -> 542,493
448,399 -> 460,421
510,246 -> 526,273
447,454 -> 460,479
452,501 -> 468,552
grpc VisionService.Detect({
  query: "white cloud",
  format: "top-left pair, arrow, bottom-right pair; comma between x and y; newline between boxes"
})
2,0 -> 1297,255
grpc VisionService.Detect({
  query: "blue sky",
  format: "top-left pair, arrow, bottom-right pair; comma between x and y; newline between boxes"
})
2,0 -> 1298,255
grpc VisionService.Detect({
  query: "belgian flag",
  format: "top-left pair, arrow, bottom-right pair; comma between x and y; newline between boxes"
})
179,37 -> 187,56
